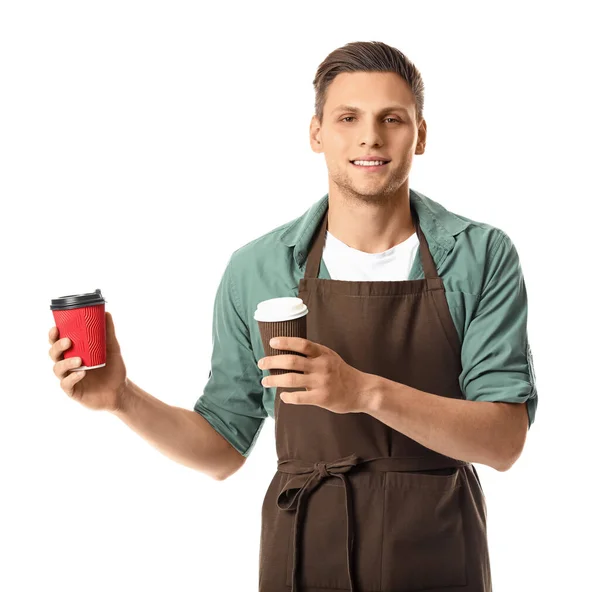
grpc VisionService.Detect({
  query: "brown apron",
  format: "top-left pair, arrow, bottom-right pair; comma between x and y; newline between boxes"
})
258,203 -> 491,591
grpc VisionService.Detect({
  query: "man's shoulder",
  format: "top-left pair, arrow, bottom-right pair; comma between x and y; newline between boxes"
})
225,206 -> 314,281
454,211 -> 512,252
227,195 -> 327,270
415,189 -> 513,253
229,219 -> 296,264
414,191 -> 519,296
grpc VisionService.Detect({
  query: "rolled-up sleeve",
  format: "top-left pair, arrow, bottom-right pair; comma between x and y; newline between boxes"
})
459,231 -> 538,427
193,254 -> 267,456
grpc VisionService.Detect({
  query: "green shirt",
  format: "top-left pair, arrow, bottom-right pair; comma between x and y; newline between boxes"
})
193,189 -> 538,457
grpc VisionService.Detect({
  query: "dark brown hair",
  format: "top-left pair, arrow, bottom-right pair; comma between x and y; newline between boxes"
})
313,41 -> 425,124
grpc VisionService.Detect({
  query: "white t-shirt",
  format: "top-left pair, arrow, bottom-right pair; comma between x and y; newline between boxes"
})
323,230 -> 420,281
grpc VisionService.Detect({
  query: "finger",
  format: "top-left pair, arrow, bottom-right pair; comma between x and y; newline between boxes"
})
54,356 -> 83,379
263,372 -> 311,389
48,326 -> 59,345
260,354 -> 309,371
105,312 -> 121,352
49,337 -> 71,363
271,337 -> 319,357
60,368 -> 86,397
280,390 -> 312,405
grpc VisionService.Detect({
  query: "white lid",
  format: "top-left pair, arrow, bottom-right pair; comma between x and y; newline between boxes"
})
253,297 -> 308,322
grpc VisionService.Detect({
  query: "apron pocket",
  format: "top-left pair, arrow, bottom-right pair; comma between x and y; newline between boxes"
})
381,468 -> 467,592
285,475 -> 383,591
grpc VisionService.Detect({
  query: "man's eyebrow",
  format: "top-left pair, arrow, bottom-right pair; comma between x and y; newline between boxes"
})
331,104 -> 411,115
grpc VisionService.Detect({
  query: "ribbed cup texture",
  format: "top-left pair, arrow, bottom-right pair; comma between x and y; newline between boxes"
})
257,315 -> 307,376
51,304 -> 106,368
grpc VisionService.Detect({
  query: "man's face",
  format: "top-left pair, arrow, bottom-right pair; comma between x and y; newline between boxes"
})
310,71 -> 427,204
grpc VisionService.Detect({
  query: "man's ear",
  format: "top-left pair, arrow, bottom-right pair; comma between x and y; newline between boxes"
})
310,115 -> 323,154
415,118 -> 427,155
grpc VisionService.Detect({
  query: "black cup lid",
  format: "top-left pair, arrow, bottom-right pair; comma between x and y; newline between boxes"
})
50,288 -> 106,311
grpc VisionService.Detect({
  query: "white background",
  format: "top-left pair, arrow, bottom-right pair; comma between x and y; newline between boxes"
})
1,1 -> 598,590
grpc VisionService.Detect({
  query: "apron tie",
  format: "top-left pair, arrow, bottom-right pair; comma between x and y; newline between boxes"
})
277,453 -> 360,592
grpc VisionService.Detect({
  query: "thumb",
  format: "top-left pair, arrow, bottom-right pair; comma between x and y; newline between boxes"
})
105,311 -> 121,352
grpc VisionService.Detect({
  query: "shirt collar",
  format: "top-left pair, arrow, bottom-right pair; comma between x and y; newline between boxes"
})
280,188 -> 471,270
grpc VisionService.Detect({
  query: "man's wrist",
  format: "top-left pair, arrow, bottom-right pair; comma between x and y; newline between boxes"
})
356,373 -> 387,414
113,377 -> 133,416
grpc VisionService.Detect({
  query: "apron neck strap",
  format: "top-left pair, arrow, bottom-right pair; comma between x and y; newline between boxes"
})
304,206 -> 440,281
413,210 -> 440,280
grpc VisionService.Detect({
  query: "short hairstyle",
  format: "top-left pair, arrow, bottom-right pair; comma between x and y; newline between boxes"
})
313,41 -> 425,124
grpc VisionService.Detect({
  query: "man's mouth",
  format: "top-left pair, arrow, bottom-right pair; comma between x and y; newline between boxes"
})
350,159 -> 390,170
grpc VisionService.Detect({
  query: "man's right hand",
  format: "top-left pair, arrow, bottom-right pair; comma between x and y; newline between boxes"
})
48,312 -> 128,413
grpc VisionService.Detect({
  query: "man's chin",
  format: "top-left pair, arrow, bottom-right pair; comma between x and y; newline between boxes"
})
346,189 -> 391,204
332,176 -> 396,200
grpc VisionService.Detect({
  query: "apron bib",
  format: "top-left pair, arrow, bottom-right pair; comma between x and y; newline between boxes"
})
258,204 -> 491,591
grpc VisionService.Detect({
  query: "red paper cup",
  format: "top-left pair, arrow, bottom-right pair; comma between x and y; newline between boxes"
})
50,289 -> 107,371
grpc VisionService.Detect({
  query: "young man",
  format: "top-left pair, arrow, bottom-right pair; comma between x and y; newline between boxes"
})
195,41 -> 537,591
49,40 -> 537,591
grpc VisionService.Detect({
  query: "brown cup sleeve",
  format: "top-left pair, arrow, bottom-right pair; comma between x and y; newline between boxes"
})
257,315 -> 307,375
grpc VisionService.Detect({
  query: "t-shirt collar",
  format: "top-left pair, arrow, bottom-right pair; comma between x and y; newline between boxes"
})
280,188 -> 471,270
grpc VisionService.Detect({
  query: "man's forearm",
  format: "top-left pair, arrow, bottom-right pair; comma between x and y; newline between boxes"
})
111,379 -> 245,480
360,375 -> 529,471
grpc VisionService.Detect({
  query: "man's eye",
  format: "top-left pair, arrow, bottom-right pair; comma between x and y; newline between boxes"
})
340,116 -> 402,123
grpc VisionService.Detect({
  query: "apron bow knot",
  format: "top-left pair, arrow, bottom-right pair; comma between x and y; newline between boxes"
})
314,461 -> 329,478
276,453 -> 360,591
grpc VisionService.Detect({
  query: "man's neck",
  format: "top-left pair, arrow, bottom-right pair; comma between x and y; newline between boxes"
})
327,184 -> 415,254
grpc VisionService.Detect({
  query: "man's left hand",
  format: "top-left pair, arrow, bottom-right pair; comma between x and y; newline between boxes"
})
257,336 -> 374,414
